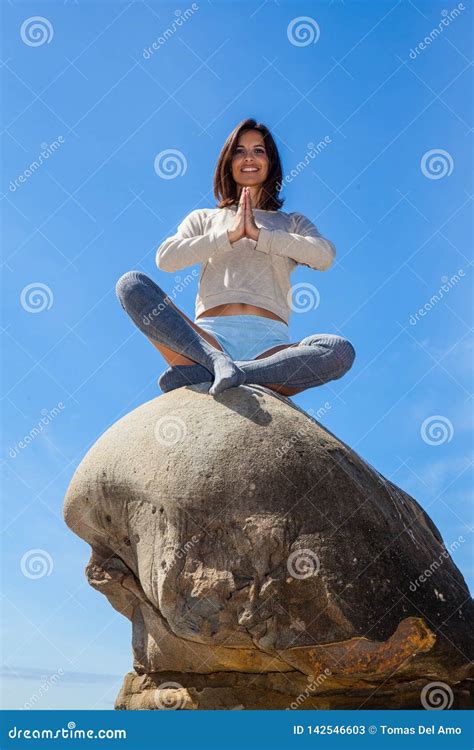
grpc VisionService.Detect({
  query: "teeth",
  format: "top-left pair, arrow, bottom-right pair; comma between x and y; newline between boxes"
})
242,168 -> 258,172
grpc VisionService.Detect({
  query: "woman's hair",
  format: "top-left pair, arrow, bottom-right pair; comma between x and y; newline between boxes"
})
213,118 -> 284,211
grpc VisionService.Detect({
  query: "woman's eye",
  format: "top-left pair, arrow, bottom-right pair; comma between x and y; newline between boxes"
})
234,149 -> 265,155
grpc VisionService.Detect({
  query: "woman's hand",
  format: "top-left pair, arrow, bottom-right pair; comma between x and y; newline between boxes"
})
227,188 -> 261,244
244,187 -> 260,241
227,188 -> 246,244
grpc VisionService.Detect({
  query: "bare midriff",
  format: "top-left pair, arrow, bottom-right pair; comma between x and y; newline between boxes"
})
196,303 -> 286,324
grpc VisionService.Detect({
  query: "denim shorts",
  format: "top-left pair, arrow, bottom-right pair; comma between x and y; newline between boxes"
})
195,314 -> 291,361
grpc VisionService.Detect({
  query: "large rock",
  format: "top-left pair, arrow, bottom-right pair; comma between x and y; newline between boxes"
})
63,384 -> 473,709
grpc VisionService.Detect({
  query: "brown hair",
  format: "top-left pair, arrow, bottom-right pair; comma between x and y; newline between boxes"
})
213,118 -> 284,211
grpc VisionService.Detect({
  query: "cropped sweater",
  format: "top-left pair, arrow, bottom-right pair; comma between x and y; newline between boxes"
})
155,206 -> 336,324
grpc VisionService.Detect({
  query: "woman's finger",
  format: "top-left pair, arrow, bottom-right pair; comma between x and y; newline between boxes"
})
236,189 -> 244,217
246,188 -> 252,219
240,188 -> 246,213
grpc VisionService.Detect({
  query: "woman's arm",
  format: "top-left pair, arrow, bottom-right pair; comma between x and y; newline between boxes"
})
255,212 -> 336,271
156,209 -> 234,272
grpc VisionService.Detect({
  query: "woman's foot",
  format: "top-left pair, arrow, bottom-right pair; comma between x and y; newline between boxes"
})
158,358 -> 246,395
158,334 -> 356,395
208,353 -> 246,395
116,271 -> 246,395
158,364 -> 210,393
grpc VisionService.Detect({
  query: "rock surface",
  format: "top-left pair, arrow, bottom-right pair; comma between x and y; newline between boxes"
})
63,384 -> 473,709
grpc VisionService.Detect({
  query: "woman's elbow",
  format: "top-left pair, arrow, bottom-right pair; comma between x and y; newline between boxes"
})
317,240 -> 336,271
156,246 -> 179,273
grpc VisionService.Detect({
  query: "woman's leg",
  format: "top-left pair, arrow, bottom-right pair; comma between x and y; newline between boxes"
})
240,333 -> 356,393
158,334 -> 356,395
250,344 -> 304,396
125,297 -> 226,366
157,344 -> 305,395
115,271 -> 246,396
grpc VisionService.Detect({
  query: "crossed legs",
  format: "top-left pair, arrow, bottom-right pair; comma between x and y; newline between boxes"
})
116,271 -> 356,397
115,271 -> 246,396
158,333 -> 356,395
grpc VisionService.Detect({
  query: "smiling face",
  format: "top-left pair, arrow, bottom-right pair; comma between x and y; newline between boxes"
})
230,129 -> 270,193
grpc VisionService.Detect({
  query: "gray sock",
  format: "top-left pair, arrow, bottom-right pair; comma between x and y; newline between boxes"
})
116,271 -> 246,396
158,334 -> 356,393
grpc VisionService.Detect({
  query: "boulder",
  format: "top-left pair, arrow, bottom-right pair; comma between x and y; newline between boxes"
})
63,384 -> 473,709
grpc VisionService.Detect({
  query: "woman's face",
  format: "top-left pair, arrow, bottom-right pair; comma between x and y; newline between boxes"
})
230,129 -> 270,190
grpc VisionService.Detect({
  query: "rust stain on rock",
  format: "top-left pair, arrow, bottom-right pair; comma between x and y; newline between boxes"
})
279,617 -> 436,676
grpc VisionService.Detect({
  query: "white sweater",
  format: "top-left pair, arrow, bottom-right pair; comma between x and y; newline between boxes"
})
156,206 -> 336,324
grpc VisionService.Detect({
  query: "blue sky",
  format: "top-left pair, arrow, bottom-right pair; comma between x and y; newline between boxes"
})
1,0 -> 472,710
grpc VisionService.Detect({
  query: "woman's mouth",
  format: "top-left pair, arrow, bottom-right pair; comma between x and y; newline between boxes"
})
241,167 -> 259,173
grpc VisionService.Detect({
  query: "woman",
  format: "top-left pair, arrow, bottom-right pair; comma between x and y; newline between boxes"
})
115,118 -> 356,397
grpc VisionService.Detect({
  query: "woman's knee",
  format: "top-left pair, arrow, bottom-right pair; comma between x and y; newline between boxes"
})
334,337 -> 356,373
300,333 -> 356,373
115,270 -> 152,305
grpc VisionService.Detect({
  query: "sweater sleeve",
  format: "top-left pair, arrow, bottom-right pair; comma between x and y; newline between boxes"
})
156,209 -> 234,272
255,212 -> 336,271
